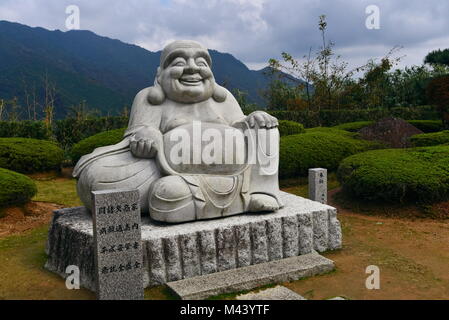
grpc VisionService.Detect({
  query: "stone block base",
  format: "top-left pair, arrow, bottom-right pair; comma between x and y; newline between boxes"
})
45,191 -> 342,291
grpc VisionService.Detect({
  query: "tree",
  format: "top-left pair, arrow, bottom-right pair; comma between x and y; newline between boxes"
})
427,75 -> 449,129
232,88 -> 258,114
268,15 -> 367,114
0,99 -> 4,120
425,49 -> 449,67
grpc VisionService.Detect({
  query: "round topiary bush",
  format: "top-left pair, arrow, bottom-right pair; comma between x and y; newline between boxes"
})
0,168 -> 37,207
333,121 -> 374,132
278,120 -> 305,137
70,128 -> 126,163
410,130 -> 449,147
279,130 -> 379,178
0,138 -> 64,173
337,145 -> 449,203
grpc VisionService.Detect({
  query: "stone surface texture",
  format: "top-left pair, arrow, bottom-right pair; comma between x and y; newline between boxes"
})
308,168 -> 327,204
45,191 -> 341,291
92,189 -> 143,300
236,286 -> 306,300
167,251 -> 334,300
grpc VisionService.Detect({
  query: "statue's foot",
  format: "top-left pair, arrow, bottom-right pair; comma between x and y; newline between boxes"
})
248,194 -> 280,213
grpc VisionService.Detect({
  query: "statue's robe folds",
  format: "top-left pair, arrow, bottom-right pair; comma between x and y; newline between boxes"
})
73,87 -> 282,222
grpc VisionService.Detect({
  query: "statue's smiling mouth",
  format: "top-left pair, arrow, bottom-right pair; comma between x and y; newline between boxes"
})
179,75 -> 203,86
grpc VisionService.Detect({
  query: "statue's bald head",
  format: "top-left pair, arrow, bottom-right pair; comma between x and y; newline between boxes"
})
160,40 -> 212,69
147,39 -> 227,105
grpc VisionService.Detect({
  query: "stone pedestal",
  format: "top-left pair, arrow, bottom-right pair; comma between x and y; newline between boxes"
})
45,191 -> 342,291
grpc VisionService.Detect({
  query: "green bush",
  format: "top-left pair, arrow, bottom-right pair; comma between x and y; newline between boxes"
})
70,128 -> 126,163
410,130 -> 449,147
279,130 -> 379,178
0,138 -> 64,173
0,168 -> 37,207
53,116 -> 129,150
278,120 -> 305,136
406,120 -> 443,133
337,146 -> 449,203
0,121 -> 52,140
305,127 -> 355,136
333,121 -> 374,132
332,120 -> 442,133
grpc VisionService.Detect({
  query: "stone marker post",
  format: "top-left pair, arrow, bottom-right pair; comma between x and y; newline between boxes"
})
92,189 -> 144,300
308,168 -> 327,204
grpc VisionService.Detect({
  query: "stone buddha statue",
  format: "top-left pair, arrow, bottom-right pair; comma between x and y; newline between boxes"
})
73,40 -> 283,223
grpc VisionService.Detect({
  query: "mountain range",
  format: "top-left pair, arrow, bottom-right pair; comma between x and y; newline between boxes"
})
0,20 -> 301,119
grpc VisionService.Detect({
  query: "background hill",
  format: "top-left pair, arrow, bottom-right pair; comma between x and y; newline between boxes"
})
0,20 -> 302,119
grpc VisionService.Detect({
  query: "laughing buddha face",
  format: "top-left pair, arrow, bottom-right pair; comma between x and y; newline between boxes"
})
158,43 -> 216,104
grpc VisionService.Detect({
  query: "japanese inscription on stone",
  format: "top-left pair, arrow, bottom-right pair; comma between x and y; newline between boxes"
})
92,189 -> 143,300
308,168 -> 327,204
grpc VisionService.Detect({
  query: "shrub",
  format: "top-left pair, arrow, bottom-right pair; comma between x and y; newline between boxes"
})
337,146 -> 449,203
406,120 -> 443,133
0,138 -> 64,173
306,127 -> 356,136
0,168 -> 37,207
410,130 -> 449,147
279,130 -> 379,178
268,106 -> 439,128
333,120 -> 442,133
0,121 -> 52,140
333,121 -> 373,132
53,116 -> 129,150
70,128 -> 126,163
427,75 -> 449,129
278,120 -> 305,136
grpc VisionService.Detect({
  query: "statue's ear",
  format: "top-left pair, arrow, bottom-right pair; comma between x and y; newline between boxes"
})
212,84 -> 227,103
147,67 -> 165,105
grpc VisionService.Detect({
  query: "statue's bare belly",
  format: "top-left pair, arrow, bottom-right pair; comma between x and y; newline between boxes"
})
162,122 -> 248,175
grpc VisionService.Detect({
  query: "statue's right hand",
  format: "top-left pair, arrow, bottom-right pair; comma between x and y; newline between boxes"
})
129,136 -> 157,158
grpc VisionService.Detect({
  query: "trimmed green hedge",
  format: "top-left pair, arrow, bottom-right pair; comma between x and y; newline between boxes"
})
0,121 -> 52,140
0,138 -> 64,173
0,168 -> 37,207
70,128 -> 126,163
269,106 -> 439,128
305,127 -> 354,136
333,120 -> 443,133
337,146 -> 449,203
333,121 -> 373,132
410,130 -> 449,147
279,130 -> 379,178
278,120 -> 305,136
406,120 -> 443,133
54,117 -> 128,150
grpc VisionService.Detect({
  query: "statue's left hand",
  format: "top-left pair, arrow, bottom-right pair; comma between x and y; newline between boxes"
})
245,111 -> 279,129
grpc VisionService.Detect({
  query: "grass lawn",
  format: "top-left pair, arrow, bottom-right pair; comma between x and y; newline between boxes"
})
1,173 -> 449,299
32,177 -> 81,207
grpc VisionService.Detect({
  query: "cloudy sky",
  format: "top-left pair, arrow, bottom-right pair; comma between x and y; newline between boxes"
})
1,0 -> 448,71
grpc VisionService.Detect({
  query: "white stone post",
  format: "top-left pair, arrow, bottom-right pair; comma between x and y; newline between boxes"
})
308,168 -> 327,204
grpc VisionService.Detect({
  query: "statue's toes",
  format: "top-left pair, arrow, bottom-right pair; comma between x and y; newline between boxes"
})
248,194 -> 280,213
